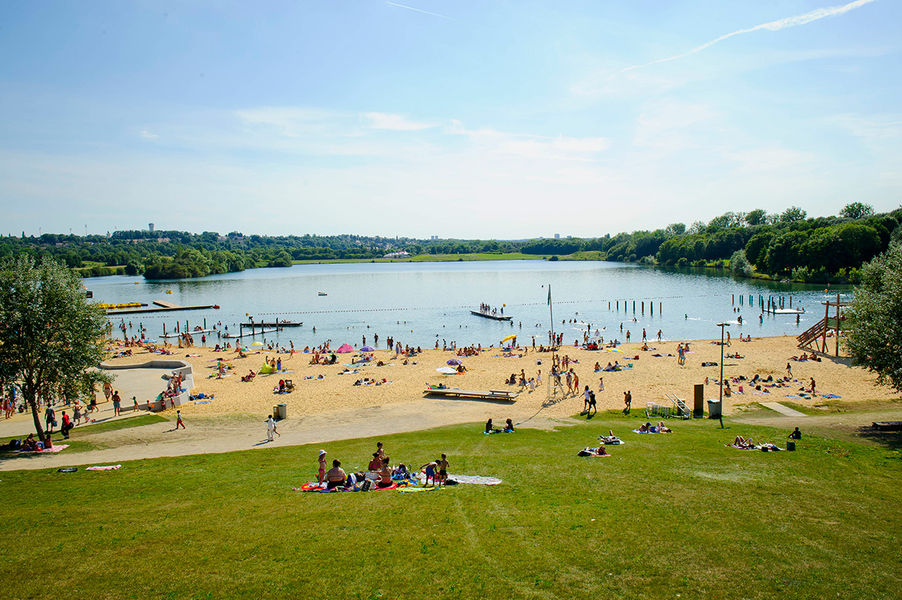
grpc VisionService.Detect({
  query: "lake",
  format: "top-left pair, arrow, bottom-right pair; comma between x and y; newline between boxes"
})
86,261 -> 849,348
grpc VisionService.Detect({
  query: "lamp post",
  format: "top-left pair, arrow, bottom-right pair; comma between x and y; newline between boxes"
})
716,322 -> 730,429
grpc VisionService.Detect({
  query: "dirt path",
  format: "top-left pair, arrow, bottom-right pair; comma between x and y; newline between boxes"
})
0,399 -> 582,472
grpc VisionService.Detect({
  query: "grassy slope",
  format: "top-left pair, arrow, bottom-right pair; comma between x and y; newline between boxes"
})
0,417 -> 898,599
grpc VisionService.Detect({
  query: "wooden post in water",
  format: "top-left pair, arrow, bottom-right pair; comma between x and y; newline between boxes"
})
835,293 -> 841,357
632,301 -> 635,314
650,302 -> 654,316
616,300 -> 619,311
659,302 -> 662,314
641,301 -> 644,314
163,323 -> 166,337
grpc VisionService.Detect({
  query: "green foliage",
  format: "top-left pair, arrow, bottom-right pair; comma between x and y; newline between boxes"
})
730,249 -> 753,277
844,242 -> 902,391
778,206 -> 807,224
840,202 -> 875,219
744,209 -> 768,226
0,255 -> 109,437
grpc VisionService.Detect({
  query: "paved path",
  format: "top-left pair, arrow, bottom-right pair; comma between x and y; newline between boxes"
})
760,402 -> 807,417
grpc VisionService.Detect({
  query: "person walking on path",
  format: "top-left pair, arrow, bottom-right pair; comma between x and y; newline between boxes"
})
266,415 -> 280,441
587,391 -> 597,417
623,391 -> 632,415
583,385 -> 591,414
175,410 -> 185,429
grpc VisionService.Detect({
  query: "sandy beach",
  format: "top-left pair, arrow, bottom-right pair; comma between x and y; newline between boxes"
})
2,334 -> 896,471
102,334 -> 895,420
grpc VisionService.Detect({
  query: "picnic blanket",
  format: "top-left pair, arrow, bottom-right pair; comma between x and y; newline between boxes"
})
441,474 -> 502,485
18,444 -> 69,454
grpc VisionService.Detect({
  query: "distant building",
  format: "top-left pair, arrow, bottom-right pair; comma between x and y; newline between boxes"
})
148,222 -> 154,232
383,251 -> 410,259
430,235 -> 439,240
554,233 -> 561,239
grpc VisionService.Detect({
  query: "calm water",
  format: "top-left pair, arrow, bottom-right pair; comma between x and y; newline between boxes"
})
85,261 -> 850,348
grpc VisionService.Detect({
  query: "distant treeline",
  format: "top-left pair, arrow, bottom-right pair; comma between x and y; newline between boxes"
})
2,203 -> 897,282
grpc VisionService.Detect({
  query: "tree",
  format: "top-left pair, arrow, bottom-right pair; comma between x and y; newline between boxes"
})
844,243 -> 902,391
778,206 -> 807,224
0,256 -> 109,438
840,202 -> 875,220
745,209 -> 767,226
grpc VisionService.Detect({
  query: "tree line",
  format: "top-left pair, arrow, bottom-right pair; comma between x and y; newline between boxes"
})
1,202 -> 896,282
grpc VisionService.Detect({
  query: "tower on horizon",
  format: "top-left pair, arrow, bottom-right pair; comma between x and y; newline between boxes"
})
148,222 -> 154,232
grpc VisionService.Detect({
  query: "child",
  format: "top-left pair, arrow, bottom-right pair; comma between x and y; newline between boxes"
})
176,410 -> 185,429
436,454 -> 449,486
317,449 -> 327,484
422,460 -> 437,486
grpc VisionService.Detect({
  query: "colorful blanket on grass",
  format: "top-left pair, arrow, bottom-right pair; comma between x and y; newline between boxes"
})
18,444 -> 69,454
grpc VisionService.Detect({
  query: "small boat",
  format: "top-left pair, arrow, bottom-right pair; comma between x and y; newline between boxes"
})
317,291 -> 327,296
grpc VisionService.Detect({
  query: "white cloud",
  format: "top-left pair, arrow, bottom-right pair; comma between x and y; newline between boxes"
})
139,129 -> 159,140
362,112 -> 435,131
446,120 -> 609,162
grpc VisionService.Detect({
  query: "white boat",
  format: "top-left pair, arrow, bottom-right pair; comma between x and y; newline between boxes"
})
317,291 -> 327,296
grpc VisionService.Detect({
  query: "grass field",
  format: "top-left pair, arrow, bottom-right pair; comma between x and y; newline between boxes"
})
1,415 -> 899,599
0,414 -> 168,455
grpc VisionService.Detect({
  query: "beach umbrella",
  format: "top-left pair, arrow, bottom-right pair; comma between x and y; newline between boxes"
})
336,343 -> 353,353
251,341 -> 264,346
500,334 -> 517,343
436,366 -> 458,374
446,358 -> 462,366
360,346 -> 375,352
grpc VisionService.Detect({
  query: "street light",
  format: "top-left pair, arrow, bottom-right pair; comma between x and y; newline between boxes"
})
715,322 -> 731,429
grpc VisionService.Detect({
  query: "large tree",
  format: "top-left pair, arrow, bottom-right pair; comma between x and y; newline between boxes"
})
844,242 -> 902,391
0,256 -> 109,438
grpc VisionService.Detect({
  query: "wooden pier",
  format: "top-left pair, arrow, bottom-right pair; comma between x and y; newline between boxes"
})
104,300 -> 219,315
470,310 -> 512,321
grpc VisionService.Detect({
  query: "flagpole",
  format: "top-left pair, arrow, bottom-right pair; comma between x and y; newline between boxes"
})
548,284 -> 554,348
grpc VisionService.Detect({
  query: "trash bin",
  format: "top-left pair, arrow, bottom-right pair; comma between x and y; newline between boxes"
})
707,398 -> 721,419
275,403 -> 287,420
787,440 -> 796,451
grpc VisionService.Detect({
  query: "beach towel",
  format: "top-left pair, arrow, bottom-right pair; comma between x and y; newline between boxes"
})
86,465 -> 121,471
57,467 -> 78,473
441,474 -> 502,485
397,485 -> 444,493
578,448 -> 612,457
632,429 -> 660,434
820,393 -> 842,399
597,437 -> 623,445
18,444 -> 69,454
194,400 -> 212,405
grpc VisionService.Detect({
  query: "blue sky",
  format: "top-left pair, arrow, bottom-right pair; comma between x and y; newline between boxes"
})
0,0 -> 899,238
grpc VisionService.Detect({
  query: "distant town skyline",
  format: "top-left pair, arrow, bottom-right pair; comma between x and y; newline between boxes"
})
1,1 -> 899,238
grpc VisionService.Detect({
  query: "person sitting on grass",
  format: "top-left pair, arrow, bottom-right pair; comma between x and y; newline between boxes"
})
325,459 -> 347,490
377,457 -> 393,488
788,427 -> 802,440
504,418 -> 515,433
22,433 -> 39,452
485,418 -> 499,434
637,422 -> 651,433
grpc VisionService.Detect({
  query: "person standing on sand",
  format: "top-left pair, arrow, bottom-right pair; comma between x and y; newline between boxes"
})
175,410 -> 185,429
572,371 -> 579,395
623,391 -> 632,415
786,363 -> 792,378
598,376 -> 604,392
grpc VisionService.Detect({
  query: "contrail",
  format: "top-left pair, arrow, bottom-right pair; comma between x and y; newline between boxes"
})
386,1 -> 454,21
621,0 -> 877,73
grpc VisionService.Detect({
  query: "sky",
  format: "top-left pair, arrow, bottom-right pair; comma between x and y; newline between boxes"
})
0,0 -> 899,239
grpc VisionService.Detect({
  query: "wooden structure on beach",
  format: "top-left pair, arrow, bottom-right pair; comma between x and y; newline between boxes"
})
423,388 -> 519,402
470,310 -> 511,321
796,293 -> 848,356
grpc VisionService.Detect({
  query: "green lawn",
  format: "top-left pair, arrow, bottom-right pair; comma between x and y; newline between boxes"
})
0,417 -> 899,599
0,413 -> 168,454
